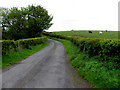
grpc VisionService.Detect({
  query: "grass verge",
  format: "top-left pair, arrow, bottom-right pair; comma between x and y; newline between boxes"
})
2,41 -> 49,68
51,37 -> 119,88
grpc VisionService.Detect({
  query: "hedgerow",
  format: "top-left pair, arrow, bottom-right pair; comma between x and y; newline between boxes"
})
2,37 -> 47,55
44,32 -> 120,64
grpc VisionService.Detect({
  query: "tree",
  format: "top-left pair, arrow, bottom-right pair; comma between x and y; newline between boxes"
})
1,5 -> 53,40
0,7 -> 9,30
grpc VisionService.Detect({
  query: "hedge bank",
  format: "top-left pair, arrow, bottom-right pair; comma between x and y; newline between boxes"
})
44,32 -> 120,64
2,37 -> 47,56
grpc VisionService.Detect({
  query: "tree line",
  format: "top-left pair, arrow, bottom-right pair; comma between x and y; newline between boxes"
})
0,5 -> 53,40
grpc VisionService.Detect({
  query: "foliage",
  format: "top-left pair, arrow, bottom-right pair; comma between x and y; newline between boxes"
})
0,7 -> 9,26
2,36 -> 47,56
52,38 -> 119,88
71,37 -> 120,63
44,32 -> 120,64
2,41 -> 49,68
1,5 -> 53,40
46,30 -> 120,88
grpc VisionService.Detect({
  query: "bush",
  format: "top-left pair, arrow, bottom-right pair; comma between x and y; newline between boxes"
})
72,37 -> 120,63
53,38 -> 119,88
44,32 -> 120,63
2,37 -> 47,55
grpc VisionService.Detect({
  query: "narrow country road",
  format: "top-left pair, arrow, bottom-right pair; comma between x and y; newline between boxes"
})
2,39 -> 92,88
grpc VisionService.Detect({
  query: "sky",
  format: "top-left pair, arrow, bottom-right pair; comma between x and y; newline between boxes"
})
0,0 -> 119,31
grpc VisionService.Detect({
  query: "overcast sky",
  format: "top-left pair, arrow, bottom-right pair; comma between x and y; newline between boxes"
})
0,0 -> 119,31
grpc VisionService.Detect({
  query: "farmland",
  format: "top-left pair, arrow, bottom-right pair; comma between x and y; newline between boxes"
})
53,30 -> 119,39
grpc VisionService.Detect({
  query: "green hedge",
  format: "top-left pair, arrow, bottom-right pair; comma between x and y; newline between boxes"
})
44,32 -> 120,63
2,37 -> 47,55
68,36 -> 120,63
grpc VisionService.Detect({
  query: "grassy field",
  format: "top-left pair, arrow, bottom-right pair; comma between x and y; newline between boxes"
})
53,30 -> 119,39
51,37 -> 119,88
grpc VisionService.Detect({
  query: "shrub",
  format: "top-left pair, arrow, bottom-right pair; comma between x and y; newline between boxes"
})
44,32 -> 120,63
2,37 -> 47,55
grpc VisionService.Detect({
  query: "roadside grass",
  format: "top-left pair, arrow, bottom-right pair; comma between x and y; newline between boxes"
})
53,30 -> 119,39
2,41 -> 50,68
51,37 -> 119,88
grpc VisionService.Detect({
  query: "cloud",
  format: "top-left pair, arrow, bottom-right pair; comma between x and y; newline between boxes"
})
0,0 -> 119,31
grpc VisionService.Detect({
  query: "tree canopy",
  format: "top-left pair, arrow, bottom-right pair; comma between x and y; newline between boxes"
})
1,5 -> 53,40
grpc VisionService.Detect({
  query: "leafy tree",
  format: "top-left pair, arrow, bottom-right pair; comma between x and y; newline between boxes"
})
0,7 -> 9,30
1,5 -> 53,40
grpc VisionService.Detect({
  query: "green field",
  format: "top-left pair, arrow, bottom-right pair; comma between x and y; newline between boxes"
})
53,30 -> 119,39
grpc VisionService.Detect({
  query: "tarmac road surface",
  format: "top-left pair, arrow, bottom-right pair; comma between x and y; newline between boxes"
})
2,39 -> 92,88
